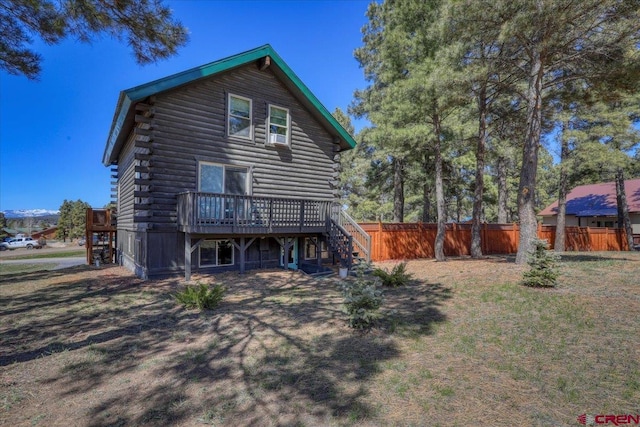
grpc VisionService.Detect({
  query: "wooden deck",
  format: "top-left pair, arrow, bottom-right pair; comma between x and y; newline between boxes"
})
177,192 -> 332,235
85,208 -> 117,265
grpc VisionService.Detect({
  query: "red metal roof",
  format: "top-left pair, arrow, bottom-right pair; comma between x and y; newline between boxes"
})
539,178 -> 640,216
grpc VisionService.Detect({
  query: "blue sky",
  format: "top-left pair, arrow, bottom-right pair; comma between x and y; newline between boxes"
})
0,0 -> 370,211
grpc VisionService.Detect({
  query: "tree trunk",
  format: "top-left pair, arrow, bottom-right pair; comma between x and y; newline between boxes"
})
434,114 -> 446,261
422,151 -> 432,222
392,156 -> 405,222
615,168 -> 634,250
515,50 -> 544,264
471,84 -> 487,258
422,185 -> 432,223
422,180 -> 432,223
554,123 -> 569,252
497,155 -> 508,224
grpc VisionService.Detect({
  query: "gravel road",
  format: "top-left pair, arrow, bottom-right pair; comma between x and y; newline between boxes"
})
0,244 -> 88,270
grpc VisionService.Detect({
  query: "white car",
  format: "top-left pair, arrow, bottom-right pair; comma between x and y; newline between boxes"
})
0,237 -> 43,250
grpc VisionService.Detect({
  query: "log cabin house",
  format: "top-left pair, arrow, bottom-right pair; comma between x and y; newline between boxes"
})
103,45 -> 370,279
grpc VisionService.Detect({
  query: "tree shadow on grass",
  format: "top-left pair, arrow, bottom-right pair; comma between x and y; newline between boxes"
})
558,253 -> 638,263
1,268 -> 451,426
0,264 -> 92,286
378,281 -> 452,337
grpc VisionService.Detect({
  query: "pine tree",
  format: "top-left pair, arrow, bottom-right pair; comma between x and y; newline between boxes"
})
55,199 -> 91,241
353,0 -> 464,259
1,0 -> 188,79
0,212 -> 7,240
446,0 -> 640,263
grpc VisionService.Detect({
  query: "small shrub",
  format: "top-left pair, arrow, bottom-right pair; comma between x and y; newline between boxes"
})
341,266 -> 383,329
522,239 -> 560,288
175,283 -> 225,310
373,262 -> 413,287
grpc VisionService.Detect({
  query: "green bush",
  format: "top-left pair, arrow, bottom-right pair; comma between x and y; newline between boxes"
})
175,283 -> 225,310
373,262 -> 413,287
341,265 -> 384,329
522,239 -> 560,288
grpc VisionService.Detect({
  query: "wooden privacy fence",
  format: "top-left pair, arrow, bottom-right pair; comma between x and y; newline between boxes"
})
359,222 -> 630,262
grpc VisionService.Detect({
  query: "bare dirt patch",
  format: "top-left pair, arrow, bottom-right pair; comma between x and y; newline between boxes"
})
1,252 -> 639,426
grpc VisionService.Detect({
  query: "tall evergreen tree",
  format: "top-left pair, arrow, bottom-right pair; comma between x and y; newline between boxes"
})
450,0 -> 640,263
55,199 -> 90,241
56,199 -> 73,242
354,0 -> 464,259
443,1 -> 516,256
0,212 -> 7,240
1,0 -> 189,79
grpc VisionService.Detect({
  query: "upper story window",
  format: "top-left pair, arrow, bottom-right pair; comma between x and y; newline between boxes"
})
228,94 -> 252,139
267,105 -> 290,146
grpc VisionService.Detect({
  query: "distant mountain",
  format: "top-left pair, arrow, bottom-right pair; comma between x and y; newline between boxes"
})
2,209 -> 60,219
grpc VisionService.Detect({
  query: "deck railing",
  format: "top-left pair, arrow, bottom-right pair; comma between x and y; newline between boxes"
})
177,192 -> 332,234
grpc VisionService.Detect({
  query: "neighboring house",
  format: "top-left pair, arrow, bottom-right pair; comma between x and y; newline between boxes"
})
31,227 -> 58,240
2,228 -> 35,237
103,45 -> 369,279
539,179 -> 640,234
2,228 -> 19,237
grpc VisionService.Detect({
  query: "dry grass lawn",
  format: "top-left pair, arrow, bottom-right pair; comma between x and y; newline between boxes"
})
1,252 -> 639,426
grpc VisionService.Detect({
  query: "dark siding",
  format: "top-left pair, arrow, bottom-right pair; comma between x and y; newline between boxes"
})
116,63 -> 341,278
147,63 -> 338,231
117,229 -> 147,278
117,134 -> 137,230
147,231 -> 183,275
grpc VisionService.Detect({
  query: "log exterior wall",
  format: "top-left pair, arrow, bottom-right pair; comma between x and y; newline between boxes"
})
113,63 -> 341,278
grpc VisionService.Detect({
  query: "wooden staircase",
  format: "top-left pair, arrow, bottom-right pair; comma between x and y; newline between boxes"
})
326,205 -> 371,269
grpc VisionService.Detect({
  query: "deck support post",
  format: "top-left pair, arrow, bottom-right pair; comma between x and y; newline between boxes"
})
239,237 -> 245,274
184,234 -> 204,281
316,237 -> 322,268
283,238 -> 291,270
185,233 -> 192,281
275,237 -> 294,271
231,237 -> 256,274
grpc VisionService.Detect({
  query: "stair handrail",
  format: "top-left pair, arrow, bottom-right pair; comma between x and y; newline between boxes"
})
330,205 -> 371,262
327,218 -> 353,268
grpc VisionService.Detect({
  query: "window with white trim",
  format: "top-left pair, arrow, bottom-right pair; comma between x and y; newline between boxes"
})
267,104 -> 290,146
228,94 -> 252,139
200,239 -> 234,267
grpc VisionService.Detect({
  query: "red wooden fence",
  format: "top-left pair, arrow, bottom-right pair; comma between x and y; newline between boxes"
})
359,222 -> 630,262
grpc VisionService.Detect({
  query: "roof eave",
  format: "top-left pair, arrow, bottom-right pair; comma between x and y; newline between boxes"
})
102,92 -> 132,166
103,44 -> 356,166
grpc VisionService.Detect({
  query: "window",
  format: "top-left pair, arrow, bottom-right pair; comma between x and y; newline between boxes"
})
596,221 -> 615,228
199,163 -> 248,195
267,105 -> 290,145
200,240 -> 234,267
228,94 -> 252,139
198,162 -> 250,221
320,241 -> 329,259
304,238 -> 317,260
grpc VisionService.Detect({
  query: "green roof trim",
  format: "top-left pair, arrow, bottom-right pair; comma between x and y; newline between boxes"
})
103,44 -> 356,165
